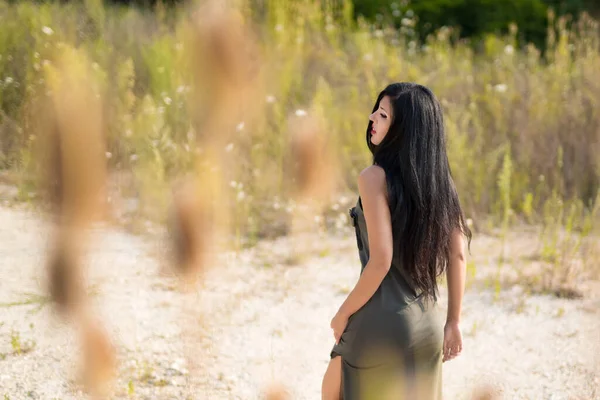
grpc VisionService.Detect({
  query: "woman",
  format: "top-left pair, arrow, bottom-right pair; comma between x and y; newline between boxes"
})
321,83 -> 471,400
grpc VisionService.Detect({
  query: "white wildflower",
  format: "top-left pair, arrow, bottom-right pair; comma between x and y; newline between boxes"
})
504,45 -> 514,55
225,143 -> 234,152
236,122 -> 245,132
266,95 -> 276,103
163,97 -> 172,105
42,26 -> 54,36
295,109 -> 307,117
401,18 -> 413,27
4,77 -> 13,84
130,154 -> 138,162
105,152 -> 112,159
494,84 -> 508,93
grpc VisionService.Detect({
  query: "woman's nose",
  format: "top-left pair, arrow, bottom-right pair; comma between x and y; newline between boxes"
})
369,112 -> 375,122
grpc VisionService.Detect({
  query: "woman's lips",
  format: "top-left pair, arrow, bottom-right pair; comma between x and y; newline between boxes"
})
371,128 -> 376,134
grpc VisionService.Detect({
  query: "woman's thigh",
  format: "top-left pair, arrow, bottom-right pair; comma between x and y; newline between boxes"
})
322,355 -> 342,400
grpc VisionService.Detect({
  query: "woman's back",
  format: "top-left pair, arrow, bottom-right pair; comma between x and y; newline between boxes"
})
351,197 -> 420,308
330,195 -> 444,399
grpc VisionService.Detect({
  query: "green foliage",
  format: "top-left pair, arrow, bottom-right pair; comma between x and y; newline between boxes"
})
543,0 -> 600,18
522,192 -> 534,223
350,0 -> 549,49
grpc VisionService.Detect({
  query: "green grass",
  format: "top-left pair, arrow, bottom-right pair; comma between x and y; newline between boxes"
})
9,330 -> 35,356
0,292 -> 50,315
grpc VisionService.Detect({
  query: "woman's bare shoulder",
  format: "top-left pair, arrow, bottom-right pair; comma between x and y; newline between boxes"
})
358,165 -> 386,194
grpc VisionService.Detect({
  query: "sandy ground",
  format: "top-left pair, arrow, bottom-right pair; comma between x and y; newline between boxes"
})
0,200 -> 599,400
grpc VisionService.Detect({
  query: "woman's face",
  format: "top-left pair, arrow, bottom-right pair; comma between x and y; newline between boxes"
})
369,95 -> 392,146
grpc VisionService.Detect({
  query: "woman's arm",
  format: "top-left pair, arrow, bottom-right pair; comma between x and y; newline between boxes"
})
442,227 -> 467,361
446,228 -> 466,323
335,165 -> 392,322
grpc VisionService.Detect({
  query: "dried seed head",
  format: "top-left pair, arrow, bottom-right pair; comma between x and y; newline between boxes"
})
191,2 -> 258,89
187,1 -> 262,146
263,382 -> 289,400
80,317 -> 116,397
471,384 -> 498,400
47,231 -> 84,317
40,46 -> 107,227
168,178 -> 215,284
289,115 -> 336,202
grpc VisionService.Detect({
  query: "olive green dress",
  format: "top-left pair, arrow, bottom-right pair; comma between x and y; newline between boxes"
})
330,198 -> 443,399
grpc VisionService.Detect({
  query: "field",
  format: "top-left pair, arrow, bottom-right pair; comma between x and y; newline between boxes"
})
0,0 -> 599,398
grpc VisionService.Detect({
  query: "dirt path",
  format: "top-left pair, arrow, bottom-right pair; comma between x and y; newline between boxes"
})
0,204 -> 598,399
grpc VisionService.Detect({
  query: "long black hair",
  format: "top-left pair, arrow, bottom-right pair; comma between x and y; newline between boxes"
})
366,83 -> 472,300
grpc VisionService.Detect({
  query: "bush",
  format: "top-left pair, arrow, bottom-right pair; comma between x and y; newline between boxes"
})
350,0 -> 600,50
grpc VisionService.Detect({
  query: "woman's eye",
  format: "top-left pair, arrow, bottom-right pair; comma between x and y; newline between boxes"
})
380,113 -> 387,119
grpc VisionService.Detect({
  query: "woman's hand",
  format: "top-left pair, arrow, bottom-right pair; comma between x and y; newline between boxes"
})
330,312 -> 349,344
442,321 -> 463,362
